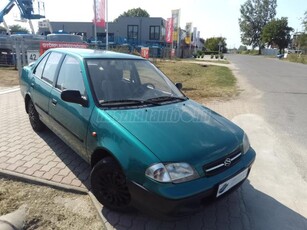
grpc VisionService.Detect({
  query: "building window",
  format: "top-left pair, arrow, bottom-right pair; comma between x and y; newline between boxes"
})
149,26 -> 160,40
127,25 -> 138,41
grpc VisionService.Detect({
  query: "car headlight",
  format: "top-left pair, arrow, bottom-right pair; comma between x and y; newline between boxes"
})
242,133 -> 250,154
145,162 -> 199,183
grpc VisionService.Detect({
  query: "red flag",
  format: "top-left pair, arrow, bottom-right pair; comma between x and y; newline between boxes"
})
93,0 -> 105,27
166,18 -> 173,44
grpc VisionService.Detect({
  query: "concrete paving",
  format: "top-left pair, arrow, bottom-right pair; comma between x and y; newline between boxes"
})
0,57 -> 306,229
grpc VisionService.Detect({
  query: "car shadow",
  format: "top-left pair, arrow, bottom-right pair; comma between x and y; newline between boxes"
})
36,128 -> 91,190
100,180 -> 307,229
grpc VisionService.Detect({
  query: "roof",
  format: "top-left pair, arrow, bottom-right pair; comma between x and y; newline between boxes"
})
49,48 -> 144,60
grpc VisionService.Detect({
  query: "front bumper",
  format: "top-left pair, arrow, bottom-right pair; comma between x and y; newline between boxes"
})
128,148 -> 256,217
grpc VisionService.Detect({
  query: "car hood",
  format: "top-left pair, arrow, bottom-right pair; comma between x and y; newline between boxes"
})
105,100 -> 243,169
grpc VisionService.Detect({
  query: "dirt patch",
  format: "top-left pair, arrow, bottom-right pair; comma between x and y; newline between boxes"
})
0,178 -> 105,230
0,67 -> 19,87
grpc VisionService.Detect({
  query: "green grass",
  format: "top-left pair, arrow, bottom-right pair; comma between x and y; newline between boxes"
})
286,54 -> 307,65
155,61 -> 238,101
194,59 -> 230,64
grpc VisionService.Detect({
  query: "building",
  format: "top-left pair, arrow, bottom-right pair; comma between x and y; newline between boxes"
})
38,17 -> 166,48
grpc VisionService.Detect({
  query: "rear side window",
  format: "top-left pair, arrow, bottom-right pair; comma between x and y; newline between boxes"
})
56,56 -> 86,96
34,53 -> 50,78
41,52 -> 63,84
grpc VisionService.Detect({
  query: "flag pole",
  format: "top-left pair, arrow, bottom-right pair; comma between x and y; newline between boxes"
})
105,0 -> 108,50
93,0 -> 97,49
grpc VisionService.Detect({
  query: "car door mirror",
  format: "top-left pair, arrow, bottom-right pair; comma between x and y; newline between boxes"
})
175,82 -> 183,90
61,90 -> 88,107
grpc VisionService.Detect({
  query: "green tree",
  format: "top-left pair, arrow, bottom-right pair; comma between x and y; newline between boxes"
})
0,25 -> 7,33
114,8 -> 150,22
302,10 -> 307,32
205,37 -> 227,53
262,17 -> 293,53
239,0 -> 277,54
9,24 -> 29,33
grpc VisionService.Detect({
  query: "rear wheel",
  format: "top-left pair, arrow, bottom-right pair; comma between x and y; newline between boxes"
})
91,157 -> 132,211
27,100 -> 45,132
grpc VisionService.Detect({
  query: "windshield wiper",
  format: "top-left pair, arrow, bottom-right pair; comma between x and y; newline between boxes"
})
99,99 -> 161,107
145,96 -> 187,103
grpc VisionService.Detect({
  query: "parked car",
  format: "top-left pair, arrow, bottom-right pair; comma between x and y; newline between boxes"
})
20,48 -> 256,217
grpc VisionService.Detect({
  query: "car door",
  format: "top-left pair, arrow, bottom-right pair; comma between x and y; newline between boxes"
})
48,55 -> 92,160
30,52 -> 64,125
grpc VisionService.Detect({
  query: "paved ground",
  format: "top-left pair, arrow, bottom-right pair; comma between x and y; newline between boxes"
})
0,88 -> 91,192
1,56 -> 306,229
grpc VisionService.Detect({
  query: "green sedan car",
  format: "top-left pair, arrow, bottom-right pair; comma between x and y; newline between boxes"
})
20,48 -> 255,217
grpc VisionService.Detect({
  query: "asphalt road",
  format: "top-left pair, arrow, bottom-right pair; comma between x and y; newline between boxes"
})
228,55 -> 307,181
225,54 -> 307,229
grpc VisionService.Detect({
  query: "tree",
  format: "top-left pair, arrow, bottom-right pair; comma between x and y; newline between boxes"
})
0,25 -> 6,33
9,24 -> 29,33
114,8 -> 150,22
239,0 -> 277,54
205,37 -> 227,53
302,10 -> 307,32
262,17 -> 293,53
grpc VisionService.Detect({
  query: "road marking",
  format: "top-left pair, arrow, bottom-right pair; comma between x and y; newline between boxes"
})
0,87 -> 20,95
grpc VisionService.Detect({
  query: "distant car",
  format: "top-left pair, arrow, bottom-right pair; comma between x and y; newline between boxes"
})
46,34 -> 84,43
20,48 -> 256,217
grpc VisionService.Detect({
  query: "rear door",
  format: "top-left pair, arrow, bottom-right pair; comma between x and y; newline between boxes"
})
30,52 -> 64,125
48,55 -> 92,160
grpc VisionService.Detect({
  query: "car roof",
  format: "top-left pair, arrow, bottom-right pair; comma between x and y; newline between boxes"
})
48,48 -> 144,60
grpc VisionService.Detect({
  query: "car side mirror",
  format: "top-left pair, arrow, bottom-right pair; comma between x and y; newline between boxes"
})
61,90 -> 88,107
175,82 -> 183,90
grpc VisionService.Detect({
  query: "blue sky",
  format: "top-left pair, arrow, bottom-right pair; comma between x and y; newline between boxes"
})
3,0 -> 307,48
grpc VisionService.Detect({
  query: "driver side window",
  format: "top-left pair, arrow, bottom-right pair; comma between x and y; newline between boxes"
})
56,56 -> 86,96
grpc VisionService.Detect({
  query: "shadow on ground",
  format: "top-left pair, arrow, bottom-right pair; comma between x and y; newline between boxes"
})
37,128 -> 91,190
100,180 -> 307,230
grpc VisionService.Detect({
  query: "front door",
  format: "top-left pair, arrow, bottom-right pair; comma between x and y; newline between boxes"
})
48,55 -> 92,161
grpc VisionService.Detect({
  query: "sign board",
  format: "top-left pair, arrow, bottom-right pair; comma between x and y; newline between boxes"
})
27,50 -> 40,64
40,41 -> 88,55
141,47 -> 149,59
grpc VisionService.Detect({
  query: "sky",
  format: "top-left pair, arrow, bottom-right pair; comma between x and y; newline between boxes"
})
3,0 -> 307,48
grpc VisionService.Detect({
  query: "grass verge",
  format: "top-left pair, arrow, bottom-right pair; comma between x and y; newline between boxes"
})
155,61 -> 238,101
285,54 -> 307,64
0,67 -> 19,87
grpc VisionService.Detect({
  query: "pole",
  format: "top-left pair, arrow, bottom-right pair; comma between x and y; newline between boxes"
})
93,0 -> 97,49
105,0 -> 108,50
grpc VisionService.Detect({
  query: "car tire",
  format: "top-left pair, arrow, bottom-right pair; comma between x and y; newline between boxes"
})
27,100 -> 45,132
91,157 -> 132,211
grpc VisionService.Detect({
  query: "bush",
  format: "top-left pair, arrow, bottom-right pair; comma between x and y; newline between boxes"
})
220,54 -> 224,59
215,55 -> 219,59
211,54 -> 214,59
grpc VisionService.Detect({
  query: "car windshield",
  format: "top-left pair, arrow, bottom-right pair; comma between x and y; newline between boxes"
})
86,59 -> 186,107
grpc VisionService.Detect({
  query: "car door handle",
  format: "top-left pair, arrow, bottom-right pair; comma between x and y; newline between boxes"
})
51,98 -> 57,106
30,82 -> 35,88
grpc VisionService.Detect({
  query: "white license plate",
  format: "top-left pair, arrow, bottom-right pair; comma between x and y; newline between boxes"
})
216,168 -> 248,197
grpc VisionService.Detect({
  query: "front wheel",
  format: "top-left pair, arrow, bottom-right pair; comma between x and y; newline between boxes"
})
91,157 -> 132,211
27,100 -> 45,132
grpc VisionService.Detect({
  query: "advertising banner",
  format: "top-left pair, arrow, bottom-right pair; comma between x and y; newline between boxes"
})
40,42 -> 88,55
193,27 -> 197,46
185,22 -> 192,45
166,18 -> 173,44
93,0 -> 106,27
141,47 -> 149,59
171,9 -> 180,42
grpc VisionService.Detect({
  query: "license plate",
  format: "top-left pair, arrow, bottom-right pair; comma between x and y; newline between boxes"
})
216,168 -> 248,197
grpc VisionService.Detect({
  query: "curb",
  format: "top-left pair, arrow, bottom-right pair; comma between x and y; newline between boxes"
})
88,191 -> 109,225
0,87 -> 20,95
0,168 -> 88,195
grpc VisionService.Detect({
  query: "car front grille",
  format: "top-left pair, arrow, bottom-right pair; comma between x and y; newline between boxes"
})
203,148 -> 242,177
